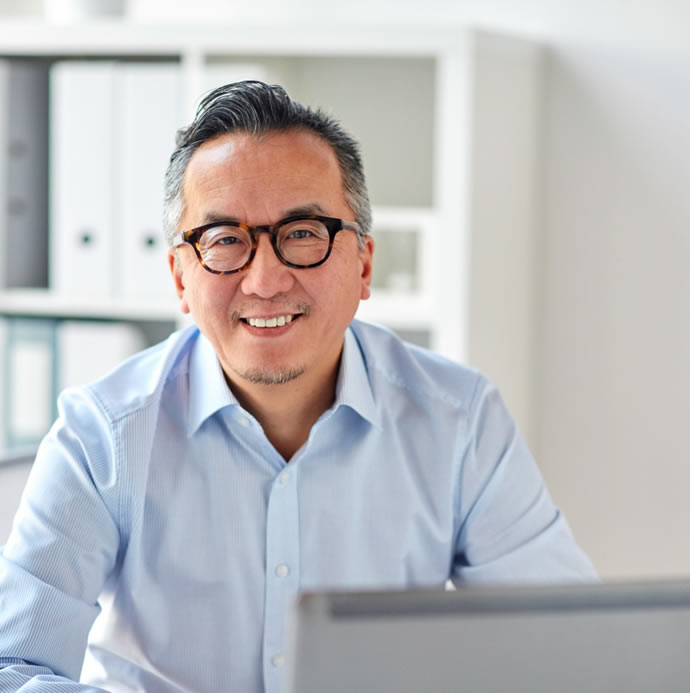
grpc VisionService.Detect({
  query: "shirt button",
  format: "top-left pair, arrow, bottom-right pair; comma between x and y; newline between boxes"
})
272,654 -> 285,668
278,470 -> 290,485
238,416 -> 251,428
275,563 -> 289,578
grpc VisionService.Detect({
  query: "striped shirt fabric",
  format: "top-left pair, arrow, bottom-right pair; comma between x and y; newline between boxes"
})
0,320 -> 596,692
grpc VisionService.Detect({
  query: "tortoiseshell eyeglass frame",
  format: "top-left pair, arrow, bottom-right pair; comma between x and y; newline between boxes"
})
171,214 -> 361,275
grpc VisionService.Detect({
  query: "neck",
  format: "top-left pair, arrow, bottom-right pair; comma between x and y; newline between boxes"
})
226,359 -> 340,461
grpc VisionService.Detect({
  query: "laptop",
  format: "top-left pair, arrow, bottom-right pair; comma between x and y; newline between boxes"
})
284,579 -> 690,693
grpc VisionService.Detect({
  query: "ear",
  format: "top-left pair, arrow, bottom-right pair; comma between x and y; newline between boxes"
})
359,234 -> 375,301
168,247 -> 191,314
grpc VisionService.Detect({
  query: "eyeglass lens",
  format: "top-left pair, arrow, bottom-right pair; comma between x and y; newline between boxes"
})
197,218 -> 332,271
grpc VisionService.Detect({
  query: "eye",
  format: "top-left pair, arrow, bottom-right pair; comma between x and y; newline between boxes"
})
216,235 -> 241,245
198,224 -> 249,251
286,228 -> 316,240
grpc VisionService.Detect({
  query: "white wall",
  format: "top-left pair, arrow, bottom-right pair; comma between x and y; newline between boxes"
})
299,0 -> 690,580
536,44 -> 690,579
127,0 -> 690,59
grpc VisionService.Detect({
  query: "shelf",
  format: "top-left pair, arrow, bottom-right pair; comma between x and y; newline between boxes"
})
0,21 -> 466,57
0,289 -> 179,322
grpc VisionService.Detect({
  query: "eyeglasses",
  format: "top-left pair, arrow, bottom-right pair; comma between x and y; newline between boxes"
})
172,214 -> 361,275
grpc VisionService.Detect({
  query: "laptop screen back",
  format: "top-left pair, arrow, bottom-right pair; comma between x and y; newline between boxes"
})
284,580 -> 690,693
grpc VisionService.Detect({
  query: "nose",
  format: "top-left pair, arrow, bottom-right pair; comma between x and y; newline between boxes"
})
239,232 -> 296,298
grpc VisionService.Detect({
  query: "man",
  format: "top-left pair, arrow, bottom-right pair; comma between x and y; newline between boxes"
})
0,81 -> 595,692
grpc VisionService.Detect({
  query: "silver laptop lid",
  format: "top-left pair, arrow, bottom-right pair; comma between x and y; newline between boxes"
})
284,580 -> 690,693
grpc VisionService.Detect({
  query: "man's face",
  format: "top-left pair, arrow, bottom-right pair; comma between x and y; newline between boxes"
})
169,129 -> 374,391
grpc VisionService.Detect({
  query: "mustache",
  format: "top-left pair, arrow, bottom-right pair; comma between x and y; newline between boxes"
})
231,302 -> 311,325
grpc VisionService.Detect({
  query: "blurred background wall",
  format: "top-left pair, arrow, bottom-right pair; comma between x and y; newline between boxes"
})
2,0 -> 690,579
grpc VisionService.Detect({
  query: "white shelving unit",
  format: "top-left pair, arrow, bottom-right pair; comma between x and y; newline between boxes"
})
0,20 -> 543,442
0,288 -> 178,322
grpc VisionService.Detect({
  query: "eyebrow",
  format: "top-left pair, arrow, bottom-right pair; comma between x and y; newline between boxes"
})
282,203 -> 330,218
198,211 -> 241,226
197,203 -> 330,228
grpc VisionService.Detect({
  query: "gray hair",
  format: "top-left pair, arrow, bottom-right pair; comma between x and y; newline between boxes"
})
163,80 -> 372,248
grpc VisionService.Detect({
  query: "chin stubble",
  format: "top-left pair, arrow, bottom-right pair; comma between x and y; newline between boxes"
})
234,366 -> 306,385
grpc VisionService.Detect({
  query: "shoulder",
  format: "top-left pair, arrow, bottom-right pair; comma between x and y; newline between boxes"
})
57,324 -> 200,425
349,319 -> 487,417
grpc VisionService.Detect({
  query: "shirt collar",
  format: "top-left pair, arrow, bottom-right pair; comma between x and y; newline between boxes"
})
187,331 -> 239,436
186,325 -> 382,436
333,326 -> 382,429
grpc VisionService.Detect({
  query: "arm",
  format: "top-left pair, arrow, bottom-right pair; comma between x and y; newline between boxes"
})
0,388 -> 120,690
0,663 -> 107,692
451,379 -> 597,584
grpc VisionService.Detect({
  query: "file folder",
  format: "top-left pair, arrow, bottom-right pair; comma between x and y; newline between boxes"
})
118,63 -> 182,303
56,320 -> 146,391
50,60 -> 183,303
2,318 -> 57,450
0,59 -> 50,289
50,61 -> 117,298
0,317 -> 6,450
0,317 -> 148,453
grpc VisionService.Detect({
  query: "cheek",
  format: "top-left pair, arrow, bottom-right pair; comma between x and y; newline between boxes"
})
317,265 -> 364,316
187,273 -> 241,317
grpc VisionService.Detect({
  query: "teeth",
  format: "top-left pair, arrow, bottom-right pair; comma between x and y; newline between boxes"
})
248,314 -> 293,328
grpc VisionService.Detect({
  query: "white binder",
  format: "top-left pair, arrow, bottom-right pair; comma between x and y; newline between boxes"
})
57,320 -> 146,391
2,318 -> 57,450
50,61 -> 117,298
0,318 -> 147,452
118,63 -> 182,303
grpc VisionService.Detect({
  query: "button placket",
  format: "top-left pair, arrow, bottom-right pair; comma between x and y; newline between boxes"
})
262,464 -> 300,693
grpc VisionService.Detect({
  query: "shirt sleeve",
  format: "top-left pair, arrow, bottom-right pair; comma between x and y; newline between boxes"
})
451,378 -> 597,584
0,386 -> 121,689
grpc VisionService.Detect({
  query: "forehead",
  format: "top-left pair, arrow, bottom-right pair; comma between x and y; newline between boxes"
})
181,129 -> 347,222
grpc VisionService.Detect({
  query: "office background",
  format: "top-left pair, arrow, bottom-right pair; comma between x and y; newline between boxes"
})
1,0 -> 690,581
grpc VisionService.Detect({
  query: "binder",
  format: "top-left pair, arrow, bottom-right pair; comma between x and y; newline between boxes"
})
0,317 -> 6,450
2,317 -> 57,450
0,59 -> 50,289
117,63 -> 182,303
0,317 -> 147,453
50,61 -> 117,298
56,320 -> 146,391
50,60 -> 184,303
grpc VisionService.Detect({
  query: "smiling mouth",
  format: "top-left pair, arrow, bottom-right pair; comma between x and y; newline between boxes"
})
235,304 -> 311,328
242,314 -> 295,328
240,312 -> 310,329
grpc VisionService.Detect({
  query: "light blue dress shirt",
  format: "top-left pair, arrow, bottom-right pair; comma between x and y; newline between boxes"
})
0,320 -> 596,692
